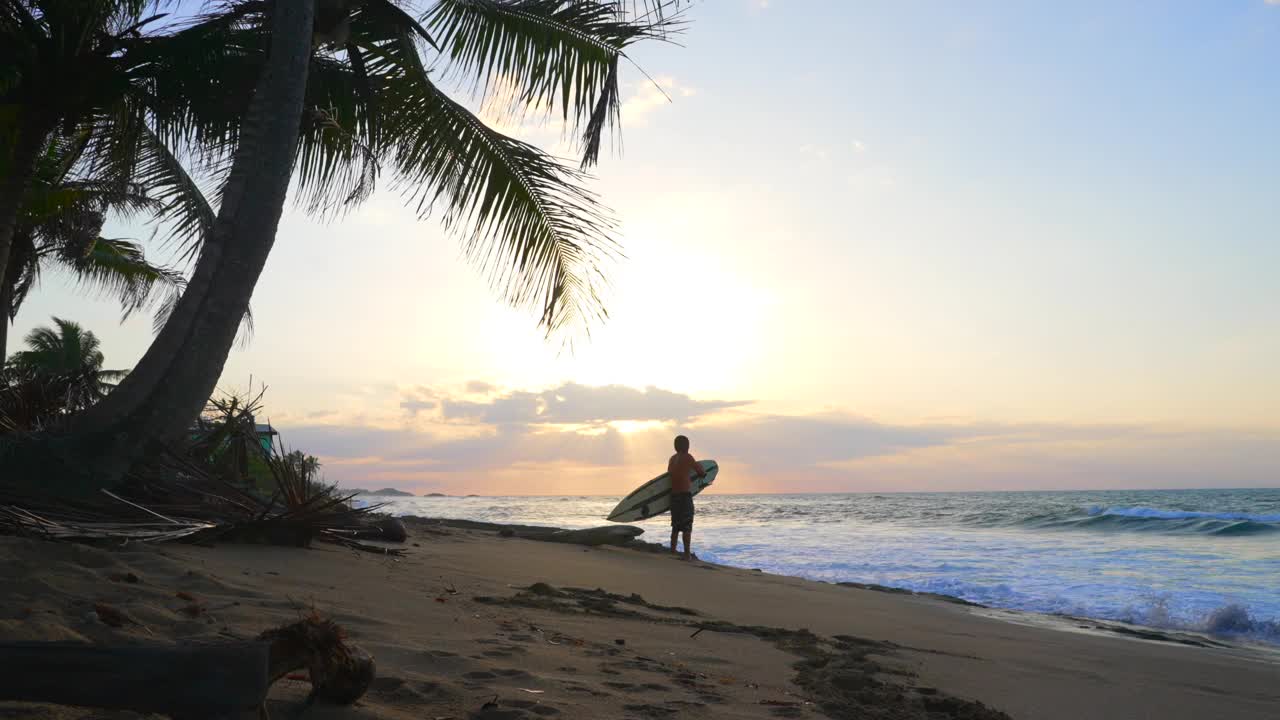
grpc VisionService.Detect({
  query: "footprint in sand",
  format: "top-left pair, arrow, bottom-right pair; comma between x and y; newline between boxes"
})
368,676 -> 458,705
559,679 -> 611,697
622,704 -> 677,718
473,700 -> 564,719
472,709 -> 526,720
603,681 -> 635,691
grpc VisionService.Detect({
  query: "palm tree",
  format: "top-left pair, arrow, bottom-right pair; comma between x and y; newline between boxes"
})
5,0 -> 686,492
0,1 -> 214,322
5,317 -> 126,409
1,132 -> 186,358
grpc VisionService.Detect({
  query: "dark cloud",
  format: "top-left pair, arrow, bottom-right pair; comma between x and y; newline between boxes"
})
440,382 -> 751,425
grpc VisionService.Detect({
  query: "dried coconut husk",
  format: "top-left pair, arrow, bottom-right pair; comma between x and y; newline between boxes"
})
258,613 -> 375,705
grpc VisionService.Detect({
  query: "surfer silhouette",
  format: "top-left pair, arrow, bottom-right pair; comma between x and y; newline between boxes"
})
668,435 -> 707,560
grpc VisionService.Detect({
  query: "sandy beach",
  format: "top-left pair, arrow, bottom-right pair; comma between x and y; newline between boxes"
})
1,519 -> 1277,720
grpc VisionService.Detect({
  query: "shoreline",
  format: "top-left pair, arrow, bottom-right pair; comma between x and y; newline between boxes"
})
2,516 -> 1277,719
408,515 -> 1280,656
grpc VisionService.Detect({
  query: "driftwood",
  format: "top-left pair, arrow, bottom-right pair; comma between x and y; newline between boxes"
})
0,615 -> 374,719
512,525 -> 644,546
0,641 -> 271,719
419,519 -> 645,547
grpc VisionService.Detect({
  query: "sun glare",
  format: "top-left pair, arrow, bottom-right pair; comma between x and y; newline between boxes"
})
608,420 -> 666,434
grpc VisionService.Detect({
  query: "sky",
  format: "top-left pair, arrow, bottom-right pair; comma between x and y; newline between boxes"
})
12,0 -> 1280,495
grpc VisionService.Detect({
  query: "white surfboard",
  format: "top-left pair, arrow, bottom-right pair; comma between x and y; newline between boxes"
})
606,460 -> 718,523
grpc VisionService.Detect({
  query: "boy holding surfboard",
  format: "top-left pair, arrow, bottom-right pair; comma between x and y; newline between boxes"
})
669,435 -> 707,560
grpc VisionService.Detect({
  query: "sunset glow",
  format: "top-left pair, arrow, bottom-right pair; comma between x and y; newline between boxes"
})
13,0 -> 1279,495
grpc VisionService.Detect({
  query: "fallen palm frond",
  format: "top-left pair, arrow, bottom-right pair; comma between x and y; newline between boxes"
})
0,504 -> 215,542
0,389 -> 403,555
0,487 -> 216,543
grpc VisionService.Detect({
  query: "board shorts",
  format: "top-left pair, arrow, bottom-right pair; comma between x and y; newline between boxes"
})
670,492 -> 695,532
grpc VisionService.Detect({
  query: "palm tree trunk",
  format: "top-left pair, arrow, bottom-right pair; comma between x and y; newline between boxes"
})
0,230 -> 32,362
25,0 -> 317,490
0,280 -> 11,362
0,113 -> 54,358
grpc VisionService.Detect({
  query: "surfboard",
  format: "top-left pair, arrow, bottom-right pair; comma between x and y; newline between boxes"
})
606,460 -> 718,523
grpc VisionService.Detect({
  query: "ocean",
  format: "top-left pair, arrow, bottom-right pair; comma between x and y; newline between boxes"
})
366,488 -> 1280,646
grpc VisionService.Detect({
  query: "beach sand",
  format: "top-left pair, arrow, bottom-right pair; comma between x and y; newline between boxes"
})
1,518 -> 1277,719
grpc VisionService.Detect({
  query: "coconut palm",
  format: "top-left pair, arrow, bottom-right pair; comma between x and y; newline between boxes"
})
5,317 -> 126,406
131,0 -> 683,334
5,0 -> 686,491
1,131 -> 187,358
0,1 -> 214,325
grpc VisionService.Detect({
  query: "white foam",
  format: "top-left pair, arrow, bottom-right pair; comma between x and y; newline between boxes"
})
1087,506 -> 1280,523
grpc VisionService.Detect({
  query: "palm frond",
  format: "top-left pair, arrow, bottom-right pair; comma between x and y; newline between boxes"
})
141,6 -> 382,222
131,122 -> 216,261
60,236 -> 185,321
425,0 -> 683,167
79,105 -> 216,263
135,1 -> 269,178
377,43 -> 617,339
293,56 -> 383,217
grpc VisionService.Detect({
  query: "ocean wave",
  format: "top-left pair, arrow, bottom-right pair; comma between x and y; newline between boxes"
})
987,505 -> 1280,536
1087,506 -> 1280,523
1119,599 -> 1280,644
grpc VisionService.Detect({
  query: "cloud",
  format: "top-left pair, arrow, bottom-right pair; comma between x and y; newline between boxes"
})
400,398 -> 436,416
267,381 -> 1280,495
440,382 -> 751,426
283,408 -> 1280,496
813,426 -> 1280,493
696,414 -> 958,471
398,385 -> 442,417
622,76 -> 697,126
283,410 -> 961,492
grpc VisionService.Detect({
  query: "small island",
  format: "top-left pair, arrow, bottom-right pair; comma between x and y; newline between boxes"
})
423,492 -> 448,497
356,487 -> 415,497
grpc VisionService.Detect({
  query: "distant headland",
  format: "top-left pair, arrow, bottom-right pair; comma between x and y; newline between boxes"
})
354,487 -> 416,497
